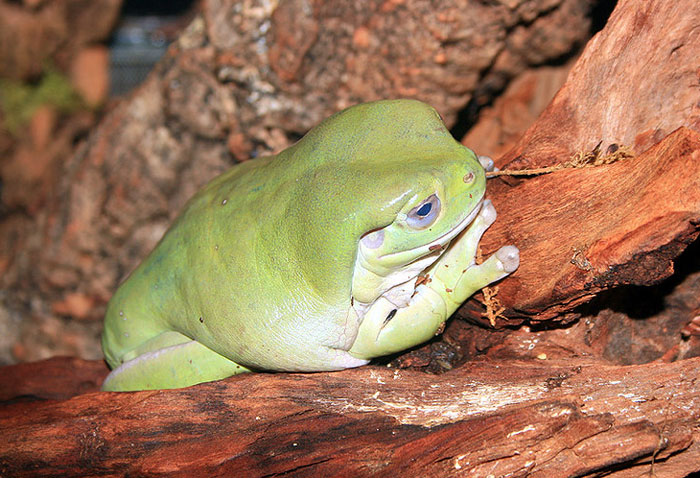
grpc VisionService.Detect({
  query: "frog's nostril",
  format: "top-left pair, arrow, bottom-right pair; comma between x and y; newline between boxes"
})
463,172 -> 475,184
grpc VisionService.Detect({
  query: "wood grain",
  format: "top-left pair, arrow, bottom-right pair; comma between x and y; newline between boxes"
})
1,355 -> 698,477
476,128 -> 700,322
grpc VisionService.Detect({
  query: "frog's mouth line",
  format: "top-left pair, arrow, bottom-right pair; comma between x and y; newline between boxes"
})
380,198 -> 484,260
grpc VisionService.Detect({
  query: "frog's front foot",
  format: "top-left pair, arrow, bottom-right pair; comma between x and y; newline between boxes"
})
349,199 -> 519,360
431,199 -> 519,307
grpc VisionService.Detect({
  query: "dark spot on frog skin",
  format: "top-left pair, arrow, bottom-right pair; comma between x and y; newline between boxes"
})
383,309 -> 397,326
199,317 -> 204,323
429,244 -> 443,252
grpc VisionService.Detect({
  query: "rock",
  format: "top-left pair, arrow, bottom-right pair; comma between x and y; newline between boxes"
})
70,46 -> 110,107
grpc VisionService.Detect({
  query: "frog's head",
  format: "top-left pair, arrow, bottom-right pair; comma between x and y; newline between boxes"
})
282,99 -> 486,304
351,150 -> 485,305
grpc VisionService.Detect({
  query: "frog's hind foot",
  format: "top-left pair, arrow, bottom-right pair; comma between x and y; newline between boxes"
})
102,340 -> 250,392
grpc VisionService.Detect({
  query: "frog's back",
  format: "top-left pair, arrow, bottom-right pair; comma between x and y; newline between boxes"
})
102,156 -> 284,367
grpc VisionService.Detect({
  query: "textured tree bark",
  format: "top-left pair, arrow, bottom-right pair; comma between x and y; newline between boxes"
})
1,354 -> 699,477
465,127 -> 700,325
467,0 -> 700,324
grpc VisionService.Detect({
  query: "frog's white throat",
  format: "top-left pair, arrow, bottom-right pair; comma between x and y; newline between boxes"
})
351,199 -> 483,322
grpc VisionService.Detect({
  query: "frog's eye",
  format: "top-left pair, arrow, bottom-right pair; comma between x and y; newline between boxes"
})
406,194 -> 440,229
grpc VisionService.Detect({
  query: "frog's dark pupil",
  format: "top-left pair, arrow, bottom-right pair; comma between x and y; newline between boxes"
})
416,202 -> 432,217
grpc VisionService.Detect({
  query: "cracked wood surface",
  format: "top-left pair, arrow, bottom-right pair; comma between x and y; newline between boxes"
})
1,356 -> 698,477
462,0 -> 700,324
470,127 -> 700,324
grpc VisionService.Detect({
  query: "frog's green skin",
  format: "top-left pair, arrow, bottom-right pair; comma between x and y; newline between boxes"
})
101,99 -> 519,391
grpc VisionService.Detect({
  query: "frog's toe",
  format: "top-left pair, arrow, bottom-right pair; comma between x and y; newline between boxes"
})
478,155 -> 495,172
478,199 -> 497,226
496,245 -> 520,273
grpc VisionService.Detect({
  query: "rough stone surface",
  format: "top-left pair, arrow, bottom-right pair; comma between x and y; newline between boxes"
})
0,0 -> 121,80
0,0 -> 120,363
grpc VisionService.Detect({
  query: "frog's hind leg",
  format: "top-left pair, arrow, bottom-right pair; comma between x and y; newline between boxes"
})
102,337 -> 250,392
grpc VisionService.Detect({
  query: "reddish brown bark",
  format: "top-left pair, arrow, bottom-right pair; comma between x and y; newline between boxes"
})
465,0 -> 700,324
1,354 -> 698,478
0,356 -> 105,401
468,127 -> 700,324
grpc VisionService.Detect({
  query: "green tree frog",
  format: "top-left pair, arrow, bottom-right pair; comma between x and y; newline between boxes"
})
101,99 -> 519,391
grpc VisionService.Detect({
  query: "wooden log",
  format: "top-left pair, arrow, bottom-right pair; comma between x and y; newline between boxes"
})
472,127 -> 700,324
468,0 -> 700,323
1,355 -> 698,477
0,356 -> 105,401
